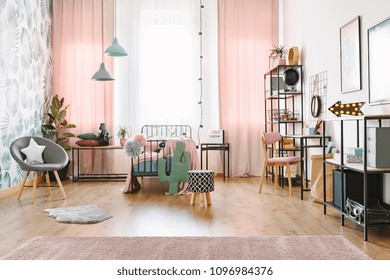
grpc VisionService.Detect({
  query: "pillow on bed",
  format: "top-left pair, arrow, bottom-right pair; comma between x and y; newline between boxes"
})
133,133 -> 147,146
76,139 -> 100,146
144,141 -> 160,153
77,132 -> 100,140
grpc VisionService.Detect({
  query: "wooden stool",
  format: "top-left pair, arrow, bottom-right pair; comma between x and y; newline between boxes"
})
188,170 -> 214,207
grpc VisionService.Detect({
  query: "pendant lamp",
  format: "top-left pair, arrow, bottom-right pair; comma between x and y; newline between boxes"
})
104,0 -> 127,56
91,62 -> 114,81
92,0 -> 114,81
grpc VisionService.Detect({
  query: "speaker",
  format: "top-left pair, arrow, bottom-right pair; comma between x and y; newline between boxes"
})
283,69 -> 299,86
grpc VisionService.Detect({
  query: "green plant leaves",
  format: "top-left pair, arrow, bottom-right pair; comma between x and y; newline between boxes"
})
42,94 -> 76,149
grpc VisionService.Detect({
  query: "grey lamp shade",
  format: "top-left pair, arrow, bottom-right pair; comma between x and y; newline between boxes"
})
104,37 -> 128,56
91,62 -> 115,81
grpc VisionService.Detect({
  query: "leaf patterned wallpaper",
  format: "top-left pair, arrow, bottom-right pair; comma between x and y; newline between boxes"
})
0,0 -> 52,190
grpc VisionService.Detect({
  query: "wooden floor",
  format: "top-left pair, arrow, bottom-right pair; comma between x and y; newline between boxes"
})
1,176 -> 390,259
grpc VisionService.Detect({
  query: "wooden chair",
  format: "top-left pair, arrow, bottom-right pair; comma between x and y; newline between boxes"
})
259,131 -> 301,196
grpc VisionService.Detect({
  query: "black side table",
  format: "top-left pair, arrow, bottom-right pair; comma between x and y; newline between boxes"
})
200,143 -> 230,180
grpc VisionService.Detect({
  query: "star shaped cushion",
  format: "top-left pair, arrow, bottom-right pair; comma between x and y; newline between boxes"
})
21,138 -> 46,164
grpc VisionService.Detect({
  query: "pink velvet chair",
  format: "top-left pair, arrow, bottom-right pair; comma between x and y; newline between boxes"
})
259,131 -> 301,196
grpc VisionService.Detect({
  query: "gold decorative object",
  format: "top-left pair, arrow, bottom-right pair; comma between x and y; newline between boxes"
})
288,47 -> 299,65
328,101 -> 365,117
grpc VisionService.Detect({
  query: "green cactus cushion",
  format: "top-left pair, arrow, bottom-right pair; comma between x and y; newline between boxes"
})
158,141 -> 190,195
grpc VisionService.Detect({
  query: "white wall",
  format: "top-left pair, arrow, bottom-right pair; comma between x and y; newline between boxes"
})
281,0 -> 390,201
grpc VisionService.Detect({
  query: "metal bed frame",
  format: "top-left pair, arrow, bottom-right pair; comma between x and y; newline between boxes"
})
141,124 -> 192,139
129,125 -> 192,193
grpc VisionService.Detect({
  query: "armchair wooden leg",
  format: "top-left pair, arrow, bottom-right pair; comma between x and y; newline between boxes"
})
286,163 -> 293,196
17,171 -> 29,200
30,171 -> 39,204
53,170 -> 67,199
45,172 -> 52,195
259,163 -> 267,193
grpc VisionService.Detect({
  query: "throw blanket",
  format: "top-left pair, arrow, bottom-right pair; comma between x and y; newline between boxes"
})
122,138 -> 199,194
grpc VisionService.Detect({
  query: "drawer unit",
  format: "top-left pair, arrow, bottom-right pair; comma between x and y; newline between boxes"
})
366,127 -> 390,168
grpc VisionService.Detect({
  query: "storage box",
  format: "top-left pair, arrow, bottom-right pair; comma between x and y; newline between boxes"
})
347,147 -> 363,156
346,198 -> 390,225
346,154 -> 363,163
367,127 -> 390,168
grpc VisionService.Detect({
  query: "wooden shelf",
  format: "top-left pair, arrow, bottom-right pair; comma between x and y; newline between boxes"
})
325,158 -> 390,173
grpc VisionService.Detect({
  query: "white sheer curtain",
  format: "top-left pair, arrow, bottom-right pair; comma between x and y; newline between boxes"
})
115,0 -> 207,134
114,0 -> 220,175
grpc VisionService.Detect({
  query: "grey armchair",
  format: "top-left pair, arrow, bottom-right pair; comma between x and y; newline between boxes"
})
10,136 -> 68,204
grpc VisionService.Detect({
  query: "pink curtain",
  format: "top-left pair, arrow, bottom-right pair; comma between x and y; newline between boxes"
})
52,0 -> 115,173
218,0 -> 275,177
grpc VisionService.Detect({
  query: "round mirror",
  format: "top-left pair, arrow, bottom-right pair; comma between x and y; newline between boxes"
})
311,95 -> 321,118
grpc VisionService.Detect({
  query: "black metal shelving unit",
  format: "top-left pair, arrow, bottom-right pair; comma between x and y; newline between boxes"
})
264,65 -> 304,136
263,65 -> 304,185
322,115 -> 390,241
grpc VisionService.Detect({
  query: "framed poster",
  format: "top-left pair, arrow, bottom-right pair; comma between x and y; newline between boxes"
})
340,16 -> 361,93
368,16 -> 390,105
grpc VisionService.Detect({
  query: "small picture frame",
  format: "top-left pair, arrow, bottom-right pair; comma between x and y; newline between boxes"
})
340,16 -> 361,93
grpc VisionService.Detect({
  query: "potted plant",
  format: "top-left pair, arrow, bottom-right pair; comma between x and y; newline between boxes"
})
41,94 -> 76,180
116,125 -> 132,146
269,44 -> 288,67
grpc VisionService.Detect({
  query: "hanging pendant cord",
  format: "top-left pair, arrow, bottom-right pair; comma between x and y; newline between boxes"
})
101,0 -> 104,61
114,0 -> 116,36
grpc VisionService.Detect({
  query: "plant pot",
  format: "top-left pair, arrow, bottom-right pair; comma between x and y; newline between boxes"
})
271,57 -> 286,68
276,58 -> 286,66
49,161 -> 70,182
120,138 -> 127,146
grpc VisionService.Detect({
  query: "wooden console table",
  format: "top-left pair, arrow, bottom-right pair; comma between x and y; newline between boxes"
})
71,145 -> 127,182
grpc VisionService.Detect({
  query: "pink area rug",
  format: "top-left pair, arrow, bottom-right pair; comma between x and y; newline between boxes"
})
2,235 -> 371,260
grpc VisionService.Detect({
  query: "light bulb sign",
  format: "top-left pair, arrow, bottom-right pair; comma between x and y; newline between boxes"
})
328,101 -> 365,117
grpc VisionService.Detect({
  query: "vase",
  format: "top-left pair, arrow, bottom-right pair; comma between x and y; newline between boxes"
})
288,47 -> 299,65
120,138 -> 127,146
